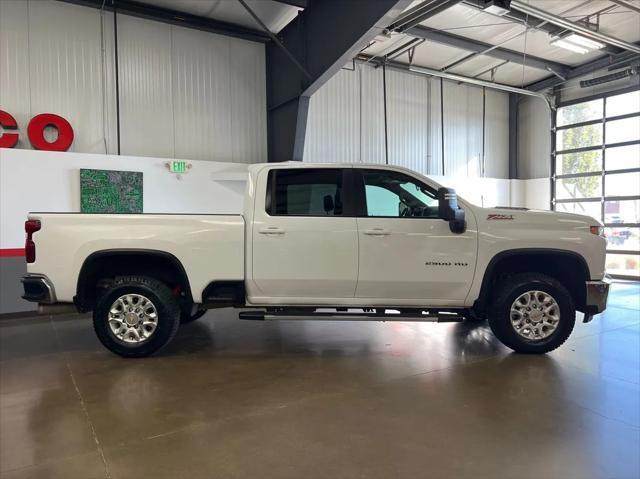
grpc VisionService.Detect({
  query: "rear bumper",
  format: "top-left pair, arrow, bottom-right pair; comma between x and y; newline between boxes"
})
583,275 -> 612,322
21,274 -> 56,304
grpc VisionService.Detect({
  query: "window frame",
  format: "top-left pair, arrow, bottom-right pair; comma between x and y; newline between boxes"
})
265,168 -> 356,217
353,168 -> 440,219
552,85 -> 640,280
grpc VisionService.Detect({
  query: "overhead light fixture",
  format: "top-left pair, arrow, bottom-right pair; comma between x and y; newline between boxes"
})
481,0 -> 511,16
550,31 -> 605,54
551,38 -> 588,54
564,33 -> 605,50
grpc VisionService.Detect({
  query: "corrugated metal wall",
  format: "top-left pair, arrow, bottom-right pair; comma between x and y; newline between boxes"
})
518,96 -> 551,179
0,0 -> 266,163
304,64 -> 509,179
1,0 -> 108,153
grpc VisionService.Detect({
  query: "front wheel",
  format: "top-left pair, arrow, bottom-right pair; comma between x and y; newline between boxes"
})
93,276 -> 181,357
488,273 -> 575,354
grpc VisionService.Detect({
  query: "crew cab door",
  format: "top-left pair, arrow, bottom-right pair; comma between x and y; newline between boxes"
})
249,167 -> 358,302
354,168 -> 477,305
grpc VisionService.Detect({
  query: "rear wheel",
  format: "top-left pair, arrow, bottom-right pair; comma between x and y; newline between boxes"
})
488,273 -> 575,354
93,276 -> 180,357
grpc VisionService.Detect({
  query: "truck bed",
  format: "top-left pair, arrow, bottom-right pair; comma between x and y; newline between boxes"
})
26,213 -> 245,303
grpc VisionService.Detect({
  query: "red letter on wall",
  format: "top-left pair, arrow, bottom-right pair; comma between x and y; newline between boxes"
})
27,113 -> 74,151
0,110 -> 19,148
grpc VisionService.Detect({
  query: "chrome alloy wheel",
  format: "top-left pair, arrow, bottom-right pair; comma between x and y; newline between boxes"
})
510,290 -> 560,342
108,294 -> 158,344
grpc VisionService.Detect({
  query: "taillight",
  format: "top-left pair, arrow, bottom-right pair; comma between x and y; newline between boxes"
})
25,220 -> 41,263
590,225 -> 604,237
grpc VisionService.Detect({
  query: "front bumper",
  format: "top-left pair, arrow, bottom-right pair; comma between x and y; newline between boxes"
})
583,275 -> 612,322
21,274 -> 56,304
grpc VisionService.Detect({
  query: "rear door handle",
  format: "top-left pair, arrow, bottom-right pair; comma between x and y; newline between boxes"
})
363,228 -> 390,236
259,226 -> 285,235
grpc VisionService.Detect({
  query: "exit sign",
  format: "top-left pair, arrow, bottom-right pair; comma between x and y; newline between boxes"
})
169,161 -> 188,173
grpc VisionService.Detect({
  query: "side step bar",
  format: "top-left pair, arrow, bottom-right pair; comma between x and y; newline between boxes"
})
239,309 -> 464,323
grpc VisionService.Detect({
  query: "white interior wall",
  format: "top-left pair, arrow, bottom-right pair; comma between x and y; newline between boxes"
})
0,0 -> 267,163
304,64 -> 509,179
0,149 -> 247,250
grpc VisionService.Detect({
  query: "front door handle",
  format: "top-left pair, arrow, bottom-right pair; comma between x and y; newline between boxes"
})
363,228 -> 390,236
259,226 -> 285,235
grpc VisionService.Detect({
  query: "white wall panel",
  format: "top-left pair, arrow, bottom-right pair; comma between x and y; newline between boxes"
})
360,66 -> 386,165
443,82 -> 483,178
484,89 -> 509,179
228,38 -> 267,163
118,15 -> 175,158
304,68 -> 360,163
518,96 -> 551,179
386,69 -> 431,175
1,0 -> 108,153
1,0 -> 266,162
305,63 -> 509,180
0,0 -> 30,150
171,26 -> 232,162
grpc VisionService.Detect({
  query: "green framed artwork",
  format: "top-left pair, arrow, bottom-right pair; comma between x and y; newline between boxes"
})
80,169 -> 143,213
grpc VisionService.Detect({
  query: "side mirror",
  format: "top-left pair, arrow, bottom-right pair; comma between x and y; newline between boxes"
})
437,187 -> 466,234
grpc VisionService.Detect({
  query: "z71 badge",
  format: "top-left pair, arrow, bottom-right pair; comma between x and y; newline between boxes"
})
487,214 -> 514,220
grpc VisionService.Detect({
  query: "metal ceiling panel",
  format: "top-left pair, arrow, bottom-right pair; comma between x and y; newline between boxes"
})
134,0 -> 300,33
483,62 -> 551,87
420,1 -> 640,66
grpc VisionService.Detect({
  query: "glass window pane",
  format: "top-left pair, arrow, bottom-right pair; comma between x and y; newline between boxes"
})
605,200 -> 640,224
606,116 -> 640,144
605,172 -> 640,197
272,169 -> 343,216
605,227 -> 639,250
606,253 -> 640,277
606,91 -> 640,118
556,124 -> 602,151
556,201 -> 601,220
557,99 -> 603,126
556,150 -> 602,175
556,176 -> 602,200
605,143 -> 640,171
362,170 -> 438,218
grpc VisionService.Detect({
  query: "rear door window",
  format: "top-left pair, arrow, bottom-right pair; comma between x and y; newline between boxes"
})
268,169 -> 344,216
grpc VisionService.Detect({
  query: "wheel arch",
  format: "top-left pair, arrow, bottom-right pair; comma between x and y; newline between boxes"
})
75,249 -> 193,312
474,248 -> 591,315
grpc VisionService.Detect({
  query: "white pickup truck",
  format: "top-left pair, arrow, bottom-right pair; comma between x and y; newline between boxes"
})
22,162 -> 610,357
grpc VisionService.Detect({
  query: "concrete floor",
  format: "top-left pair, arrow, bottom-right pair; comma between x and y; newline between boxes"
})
0,283 -> 638,479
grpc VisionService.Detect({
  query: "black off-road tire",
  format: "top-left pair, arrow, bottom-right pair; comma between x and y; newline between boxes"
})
180,309 -> 207,324
93,276 -> 180,358
488,273 -> 575,354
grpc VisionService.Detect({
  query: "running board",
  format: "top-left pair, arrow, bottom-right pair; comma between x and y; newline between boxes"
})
239,309 -> 464,323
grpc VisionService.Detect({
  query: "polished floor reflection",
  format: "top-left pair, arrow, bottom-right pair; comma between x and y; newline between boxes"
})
1,282 -> 638,479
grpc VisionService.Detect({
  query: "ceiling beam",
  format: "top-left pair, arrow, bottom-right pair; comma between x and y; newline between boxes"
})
386,0 -> 462,33
270,0 -> 307,8
462,0 -> 621,55
526,47 -> 640,91
609,0 -> 640,14
406,25 -> 571,75
511,0 -> 640,54
59,0 -> 270,43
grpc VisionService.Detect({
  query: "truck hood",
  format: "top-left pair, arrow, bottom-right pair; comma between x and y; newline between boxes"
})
469,205 -> 602,232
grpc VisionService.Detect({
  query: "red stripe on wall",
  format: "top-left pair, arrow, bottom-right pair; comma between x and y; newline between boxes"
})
0,248 -> 25,258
